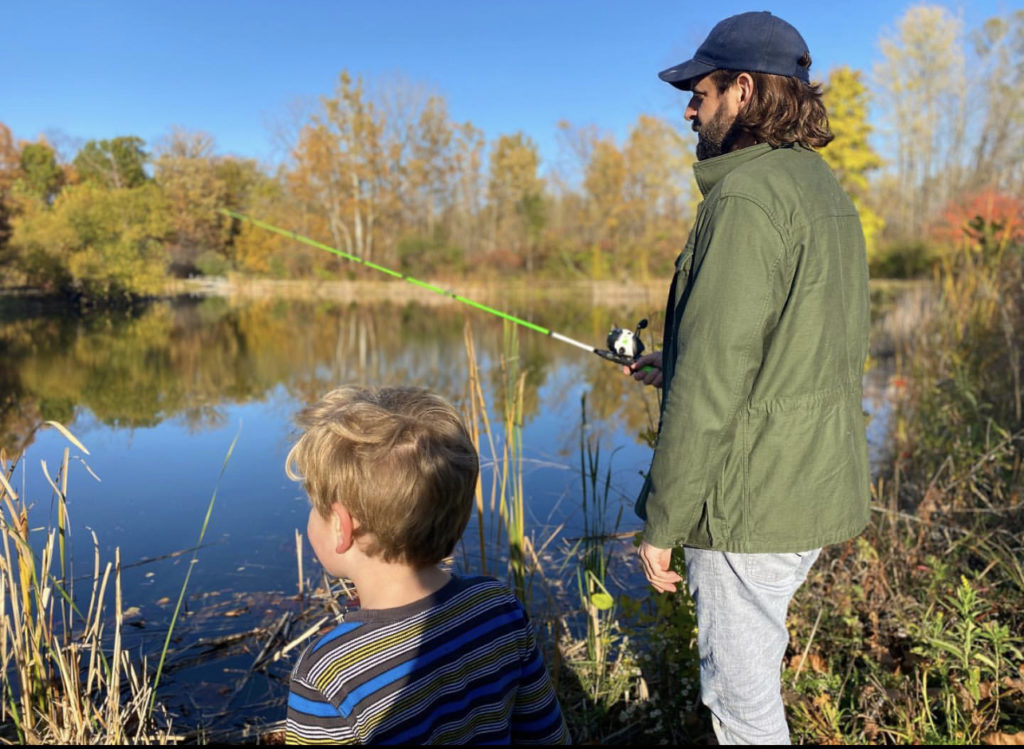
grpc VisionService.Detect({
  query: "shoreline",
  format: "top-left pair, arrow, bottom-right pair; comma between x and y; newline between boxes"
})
164,276 -> 671,307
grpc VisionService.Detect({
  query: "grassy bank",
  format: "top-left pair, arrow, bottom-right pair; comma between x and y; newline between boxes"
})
778,232 -> 1024,744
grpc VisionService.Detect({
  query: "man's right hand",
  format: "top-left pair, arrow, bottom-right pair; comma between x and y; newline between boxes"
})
637,540 -> 683,593
623,351 -> 663,388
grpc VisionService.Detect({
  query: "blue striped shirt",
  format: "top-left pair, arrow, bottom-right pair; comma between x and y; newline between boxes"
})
286,575 -> 570,745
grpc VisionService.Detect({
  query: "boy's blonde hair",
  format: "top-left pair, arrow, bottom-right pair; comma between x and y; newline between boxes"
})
285,386 -> 478,568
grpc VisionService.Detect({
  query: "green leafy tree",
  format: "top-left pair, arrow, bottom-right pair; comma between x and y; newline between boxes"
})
10,182 -> 170,298
73,136 -> 149,189
17,142 -> 63,204
821,66 -> 885,261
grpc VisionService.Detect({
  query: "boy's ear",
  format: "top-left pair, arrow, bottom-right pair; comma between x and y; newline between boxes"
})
331,502 -> 355,555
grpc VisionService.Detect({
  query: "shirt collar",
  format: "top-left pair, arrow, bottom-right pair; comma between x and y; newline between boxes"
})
692,142 -> 777,197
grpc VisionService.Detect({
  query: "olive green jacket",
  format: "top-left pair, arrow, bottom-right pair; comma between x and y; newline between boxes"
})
635,143 -> 871,552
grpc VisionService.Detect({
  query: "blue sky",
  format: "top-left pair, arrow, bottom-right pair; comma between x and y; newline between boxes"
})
2,0 -> 1013,173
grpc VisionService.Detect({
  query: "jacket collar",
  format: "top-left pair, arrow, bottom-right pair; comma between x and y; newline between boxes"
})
693,142 -> 777,197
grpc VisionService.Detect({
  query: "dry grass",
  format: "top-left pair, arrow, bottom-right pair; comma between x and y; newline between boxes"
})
0,424 -> 178,744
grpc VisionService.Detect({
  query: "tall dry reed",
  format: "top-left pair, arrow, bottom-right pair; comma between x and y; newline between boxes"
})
1,423 -> 175,744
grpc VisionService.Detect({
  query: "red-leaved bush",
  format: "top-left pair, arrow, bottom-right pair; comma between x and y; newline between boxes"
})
930,189 -> 1024,252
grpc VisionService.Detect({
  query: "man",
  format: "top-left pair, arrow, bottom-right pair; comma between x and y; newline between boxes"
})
626,11 -> 871,745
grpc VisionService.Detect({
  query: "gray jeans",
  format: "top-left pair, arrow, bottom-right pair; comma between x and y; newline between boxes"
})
684,547 -> 821,745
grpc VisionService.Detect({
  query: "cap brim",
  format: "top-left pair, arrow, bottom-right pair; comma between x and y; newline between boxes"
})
658,59 -> 716,91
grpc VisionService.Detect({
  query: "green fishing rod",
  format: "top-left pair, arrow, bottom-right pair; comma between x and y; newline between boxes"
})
220,208 -> 652,369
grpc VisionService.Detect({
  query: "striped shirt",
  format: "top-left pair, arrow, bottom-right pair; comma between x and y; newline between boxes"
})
286,575 -> 570,745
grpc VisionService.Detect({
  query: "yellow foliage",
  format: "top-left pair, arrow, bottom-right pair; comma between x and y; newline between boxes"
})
821,66 -> 885,259
9,182 -> 170,296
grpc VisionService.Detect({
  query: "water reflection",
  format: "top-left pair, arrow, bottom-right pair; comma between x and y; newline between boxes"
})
1,294 -> 663,452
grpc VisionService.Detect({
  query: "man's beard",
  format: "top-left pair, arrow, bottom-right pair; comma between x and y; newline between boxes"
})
694,105 -> 742,161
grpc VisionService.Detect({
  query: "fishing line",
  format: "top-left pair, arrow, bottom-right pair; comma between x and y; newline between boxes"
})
219,209 -> 651,369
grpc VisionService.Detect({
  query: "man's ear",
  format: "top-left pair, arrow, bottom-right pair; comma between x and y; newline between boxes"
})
735,72 -> 755,109
331,502 -> 355,554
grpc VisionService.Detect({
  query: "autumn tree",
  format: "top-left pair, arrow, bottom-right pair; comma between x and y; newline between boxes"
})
582,136 -> 625,280
217,157 -> 286,274
407,95 -> 455,236
871,5 -> 1024,252
449,122 -> 486,258
229,172 -> 294,276
620,115 -> 692,278
73,136 -> 149,189
0,123 -> 21,249
874,5 -> 971,239
290,72 -> 389,268
968,10 -> 1024,195
395,93 -> 468,276
821,66 -> 884,260
153,127 -> 229,274
553,116 -> 692,280
486,132 -> 545,272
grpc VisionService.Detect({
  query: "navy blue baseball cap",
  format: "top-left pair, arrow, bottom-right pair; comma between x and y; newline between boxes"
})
659,11 -> 811,91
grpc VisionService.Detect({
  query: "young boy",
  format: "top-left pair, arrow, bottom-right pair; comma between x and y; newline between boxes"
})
283,385 -> 570,745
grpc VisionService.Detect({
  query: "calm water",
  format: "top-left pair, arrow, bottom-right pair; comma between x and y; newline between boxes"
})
0,292 -> 890,735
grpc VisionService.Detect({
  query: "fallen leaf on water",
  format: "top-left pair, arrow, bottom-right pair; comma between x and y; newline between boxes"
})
123,606 -> 142,618
156,597 -> 171,606
224,607 -> 249,617
145,572 -> 155,578
983,732 -> 1024,745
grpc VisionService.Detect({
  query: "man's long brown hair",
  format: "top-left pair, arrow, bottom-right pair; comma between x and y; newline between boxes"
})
709,55 -> 833,149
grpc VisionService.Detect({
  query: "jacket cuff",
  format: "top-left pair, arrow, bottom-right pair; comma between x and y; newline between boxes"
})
641,522 -> 677,550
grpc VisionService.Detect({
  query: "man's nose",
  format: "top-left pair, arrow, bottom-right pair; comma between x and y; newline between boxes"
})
684,104 -> 698,122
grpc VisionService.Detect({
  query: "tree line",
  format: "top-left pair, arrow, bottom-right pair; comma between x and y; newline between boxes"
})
0,4 -> 1020,302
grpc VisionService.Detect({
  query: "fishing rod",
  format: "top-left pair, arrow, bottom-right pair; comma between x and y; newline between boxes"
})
219,209 -> 652,369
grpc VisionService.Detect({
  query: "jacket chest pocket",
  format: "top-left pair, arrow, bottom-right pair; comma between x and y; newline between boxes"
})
672,232 -> 696,309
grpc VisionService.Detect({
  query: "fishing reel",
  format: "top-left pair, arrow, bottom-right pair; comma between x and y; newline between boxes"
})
595,318 -> 648,366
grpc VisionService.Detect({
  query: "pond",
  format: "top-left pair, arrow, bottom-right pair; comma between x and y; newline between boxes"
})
0,289 -> 892,738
